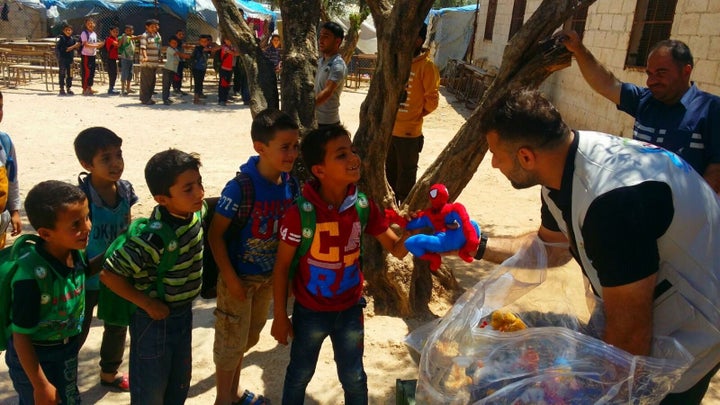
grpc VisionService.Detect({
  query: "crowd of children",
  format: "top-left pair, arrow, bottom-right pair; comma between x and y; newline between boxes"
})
54,17 -> 275,107
2,85 -> 413,403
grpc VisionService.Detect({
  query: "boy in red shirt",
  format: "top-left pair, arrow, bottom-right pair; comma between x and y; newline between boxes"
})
105,26 -> 120,95
271,124 -> 410,404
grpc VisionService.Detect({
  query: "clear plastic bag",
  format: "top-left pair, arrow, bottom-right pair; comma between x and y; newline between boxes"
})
414,236 -> 693,404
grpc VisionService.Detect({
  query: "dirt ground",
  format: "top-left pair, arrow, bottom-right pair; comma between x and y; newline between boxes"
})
0,77 -> 718,404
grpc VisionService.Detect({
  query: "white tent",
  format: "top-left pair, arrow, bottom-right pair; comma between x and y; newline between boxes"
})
336,13 -> 377,55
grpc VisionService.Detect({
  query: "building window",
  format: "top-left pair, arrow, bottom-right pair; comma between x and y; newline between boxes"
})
484,0 -> 497,40
509,0 -> 527,39
625,0 -> 678,67
564,2 -> 590,39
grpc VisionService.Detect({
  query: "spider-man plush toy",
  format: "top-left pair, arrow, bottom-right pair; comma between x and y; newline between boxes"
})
387,184 -> 481,271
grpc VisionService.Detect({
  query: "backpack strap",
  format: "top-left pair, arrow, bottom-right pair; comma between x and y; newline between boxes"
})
139,219 -> 179,299
105,218 -> 179,299
225,172 -> 255,238
288,191 -> 370,280
77,172 -> 93,217
0,132 -> 16,182
288,196 -> 316,280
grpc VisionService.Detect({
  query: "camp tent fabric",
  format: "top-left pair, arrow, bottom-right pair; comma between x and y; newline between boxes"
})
427,4 -> 478,71
335,14 -> 377,55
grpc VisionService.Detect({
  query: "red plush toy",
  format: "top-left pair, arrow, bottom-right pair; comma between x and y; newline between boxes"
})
386,184 -> 481,270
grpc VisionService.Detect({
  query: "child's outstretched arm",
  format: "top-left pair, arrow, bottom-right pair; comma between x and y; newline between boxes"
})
12,333 -> 59,404
100,269 -> 169,320
375,227 -> 410,259
271,240 -> 298,345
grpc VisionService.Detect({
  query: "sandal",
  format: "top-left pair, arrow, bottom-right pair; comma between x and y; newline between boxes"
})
233,390 -> 271,405
100,374 -> 130,392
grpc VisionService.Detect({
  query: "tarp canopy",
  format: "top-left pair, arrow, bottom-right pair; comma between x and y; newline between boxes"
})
427,4 -> 478,71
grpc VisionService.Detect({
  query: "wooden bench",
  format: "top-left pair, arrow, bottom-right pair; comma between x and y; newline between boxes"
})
6,50 -> 58,91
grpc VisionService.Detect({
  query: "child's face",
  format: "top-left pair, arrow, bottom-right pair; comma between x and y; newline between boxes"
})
85,20 -> 95,31
199,38 -> 209,47
169,39 -> 178,49
271,37 -> 280,48
110,28 -> 119,37
147,23 -> 159,34
125,27 -> 133,35
82,145 -> 124,184
156,169 -> 205,218
41,200 -> 91,252
63,27 -> 73,36
255,129 -> 300,174
313,134 -> 361,185
176,31 -> 185,40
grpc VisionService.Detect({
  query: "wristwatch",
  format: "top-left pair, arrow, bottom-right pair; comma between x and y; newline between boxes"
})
474,233 -> 488,261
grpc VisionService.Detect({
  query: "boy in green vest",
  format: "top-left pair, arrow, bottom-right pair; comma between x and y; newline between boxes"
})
5,181 -> 92,405
271,124 -> 411,404
101,149 -> 205,404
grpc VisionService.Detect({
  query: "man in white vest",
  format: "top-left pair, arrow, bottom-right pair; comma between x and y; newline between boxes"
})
478,89 -> 720,404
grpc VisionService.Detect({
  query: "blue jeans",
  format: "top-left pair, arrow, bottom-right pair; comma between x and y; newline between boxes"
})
282,300 -> 367,405
5,335 -> 81,405
129,304 -> 193,405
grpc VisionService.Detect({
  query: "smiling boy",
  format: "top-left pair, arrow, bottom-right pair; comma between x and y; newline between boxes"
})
5,181 -> 91,405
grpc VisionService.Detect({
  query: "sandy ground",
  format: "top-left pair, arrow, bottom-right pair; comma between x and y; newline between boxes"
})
0,76 -> 718,404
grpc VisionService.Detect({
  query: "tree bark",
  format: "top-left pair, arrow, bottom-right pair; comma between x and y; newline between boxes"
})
279,0 -> 321,133
353,0 -> 437,316
355,0 -> 597,316
212,0 -> 279,116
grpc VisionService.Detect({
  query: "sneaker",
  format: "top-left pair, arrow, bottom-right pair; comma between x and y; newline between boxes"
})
66,89 -> 74,95
108,89 -> 120,95
59,90 -> 66,96
121,91 -> 128,96
199,93 -> 207,99
141,100 -> 156,105
218,101 -> 227,106
163,99 -> 173,105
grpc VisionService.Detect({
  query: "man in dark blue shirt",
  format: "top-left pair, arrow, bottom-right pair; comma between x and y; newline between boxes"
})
562,30 -> 720,194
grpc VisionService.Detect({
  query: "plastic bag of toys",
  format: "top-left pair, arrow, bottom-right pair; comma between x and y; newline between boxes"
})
414,236 -> 693,404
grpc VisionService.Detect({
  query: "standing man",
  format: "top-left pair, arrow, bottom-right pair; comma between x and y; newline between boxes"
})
479,89 -> 720,405
561,31 -> 720,193
315,22 -> 346,127
386,23 -> 440,203
139,19 -> 161,105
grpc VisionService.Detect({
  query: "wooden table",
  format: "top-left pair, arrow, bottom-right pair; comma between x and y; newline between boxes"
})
347,53 -> 376,89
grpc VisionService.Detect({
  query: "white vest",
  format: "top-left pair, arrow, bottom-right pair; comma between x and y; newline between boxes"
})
542,131 -> 720,392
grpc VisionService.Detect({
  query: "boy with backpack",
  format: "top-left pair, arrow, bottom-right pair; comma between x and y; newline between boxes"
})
0,91 -> 21,248
80,17 -> 105,96
74,127 -> 137,392
4,180 -> 92,405
208,108 -> 300,405
100,148 -> 205,404
270,124 -> 411,404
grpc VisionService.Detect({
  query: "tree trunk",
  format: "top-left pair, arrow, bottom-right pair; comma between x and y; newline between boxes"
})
212,0 -> 279,116
279,0 -> 321,133
353,0 -> 437,316
355,0 -> 597,316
